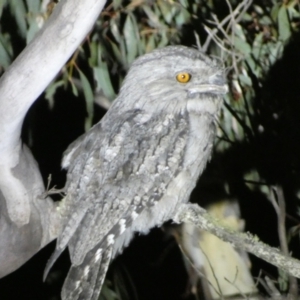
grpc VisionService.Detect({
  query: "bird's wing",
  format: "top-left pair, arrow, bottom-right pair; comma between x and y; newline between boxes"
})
44,109 -> 189,292
70,109 -> 190,263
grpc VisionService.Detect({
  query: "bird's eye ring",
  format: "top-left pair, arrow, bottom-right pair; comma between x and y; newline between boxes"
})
176,72 -> 191,83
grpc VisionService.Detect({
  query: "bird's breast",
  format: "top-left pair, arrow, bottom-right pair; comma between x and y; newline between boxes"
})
183,111 -> 217,179
187,94 -> 223,116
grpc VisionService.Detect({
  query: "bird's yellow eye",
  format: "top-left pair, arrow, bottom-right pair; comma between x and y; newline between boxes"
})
176,72 -> 191,83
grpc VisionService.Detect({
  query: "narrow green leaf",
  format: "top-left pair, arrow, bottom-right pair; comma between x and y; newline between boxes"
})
271,2 -> 281,22
158,1 -> 174,24
0,0 -> 7,18
157,30 -> 168,48
26,18 -> 40,44
78,70 -> 94,131
88,41 -> 98,67
142,6 -> 160,28
93,64 -> 116,101
9,0 -> 27,38
111,18 -> 122,43
238,74 -> 252,87
175,6 -> 190,26
123,14 -> 138,64
26,0 -> 40,13
234,37 -> 251,56
179,0 -> 188,8
0,34 -> 12,68
113,0 -> 122,11
233,24 -> 251,56
45,80 -> 65,109
269,41 -> 284,65
145,34 -> 155,53
288,5 -> 300,19
251,32 -> 263,60
70,80 -> 79,97
260,15 -> 272,25
25,0 -> 42,43
278,268 -> 289,292
111,41 -> 123,63
278,5 -> 291,42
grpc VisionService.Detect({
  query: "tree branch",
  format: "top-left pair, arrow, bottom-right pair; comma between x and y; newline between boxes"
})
174,203 -> 300,279
0,0 -> 107,277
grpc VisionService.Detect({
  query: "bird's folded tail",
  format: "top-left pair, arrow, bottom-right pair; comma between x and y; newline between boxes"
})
43,247 -> 65,282
61,244 -> 113,300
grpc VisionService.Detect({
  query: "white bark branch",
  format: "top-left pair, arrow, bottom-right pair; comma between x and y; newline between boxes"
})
174,203 -> 300,279
0,0 -> 107,277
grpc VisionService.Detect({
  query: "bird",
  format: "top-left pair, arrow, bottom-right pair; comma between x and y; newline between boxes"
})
44,45 -> 228,300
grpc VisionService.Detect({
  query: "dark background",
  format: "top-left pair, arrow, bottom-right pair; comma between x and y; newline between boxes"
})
1,1 -> 300,299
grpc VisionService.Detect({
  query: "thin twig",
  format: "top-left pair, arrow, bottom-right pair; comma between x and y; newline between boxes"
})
269,186 -> 298,298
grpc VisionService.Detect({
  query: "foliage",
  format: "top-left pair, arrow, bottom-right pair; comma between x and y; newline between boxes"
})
1,0 -> 300,298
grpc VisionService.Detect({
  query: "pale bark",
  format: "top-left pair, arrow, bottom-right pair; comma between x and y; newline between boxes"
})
0,0 -> 107,278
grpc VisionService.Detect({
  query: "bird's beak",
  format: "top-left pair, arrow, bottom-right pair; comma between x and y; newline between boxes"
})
188,73 -> 228,95
189,84 -> 228,95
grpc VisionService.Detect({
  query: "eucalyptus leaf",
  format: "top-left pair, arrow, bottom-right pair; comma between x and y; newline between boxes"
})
278,5 -> 291,42
0,34 -> 12,68
123,14 -> 138,64
252,32 -> 264,60
26,0 -> 40,13
9,0 -> 27,38
93,64 -> 116,101
142,5 -> 161,28
278,268 -> 289,292
111,41 -> 123,63
45,80 -> 65,109
269,41 -> 284,65
70,80 -> 79,97
288,6 -> 300,18
0,0 -> 7,17
26,17 -> 40,44
179,0 -> 188,9
238,74 -> 252,87
100,283 -> 119,300
112,0 -> 122,11
158,1 -> 175,24
271,2 -> 281,22
111,18 -> 122,43
145,34 -> 155,52
175,6 -> 190,26
157,30 -> 169,49
118,38 -> 127,68
243,169 -> 265,191
260,15 -> 272,25
234,37 -> 251,56
88,41 -> 98,67
78,70 -> 94,132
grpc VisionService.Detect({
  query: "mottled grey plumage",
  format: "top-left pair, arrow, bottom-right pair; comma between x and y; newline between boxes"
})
44,45 -> 227,300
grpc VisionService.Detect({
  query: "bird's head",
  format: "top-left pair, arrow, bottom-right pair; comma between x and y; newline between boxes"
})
117,46 -> 228,117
